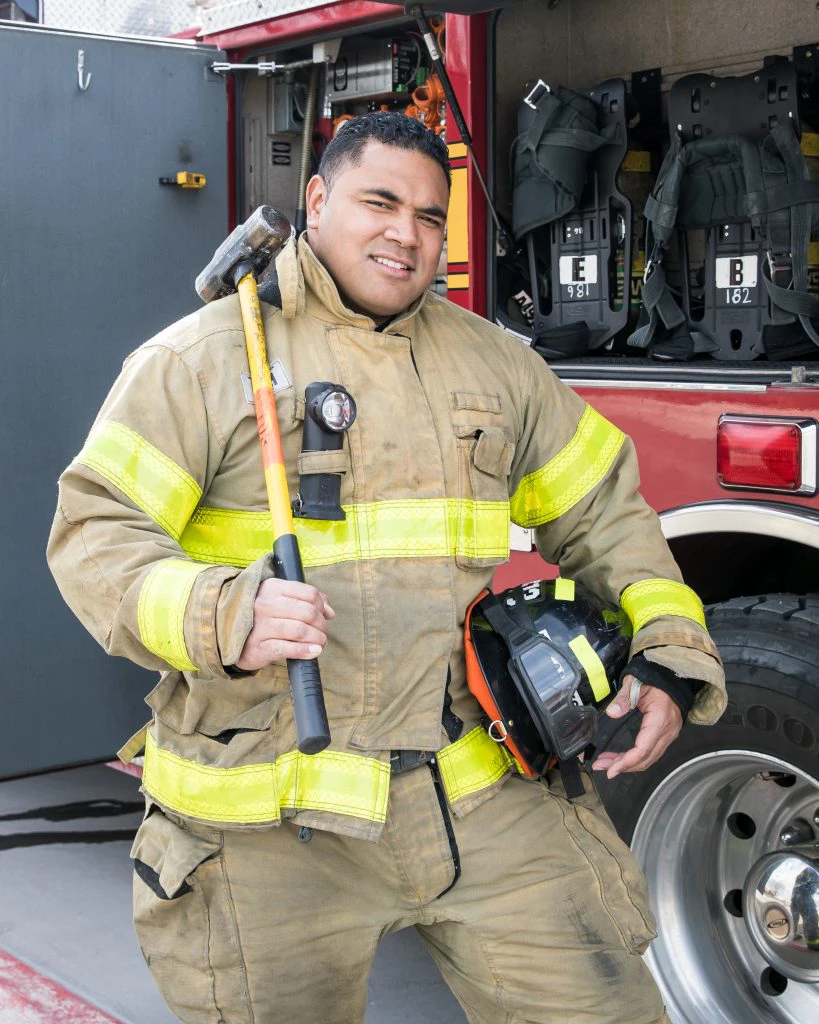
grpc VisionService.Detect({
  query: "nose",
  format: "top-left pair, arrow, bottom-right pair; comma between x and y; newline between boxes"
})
383,209 -> 420,248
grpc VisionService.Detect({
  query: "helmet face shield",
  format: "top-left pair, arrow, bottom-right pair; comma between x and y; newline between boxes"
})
465,580 -> 631,777
512,639 -> 599,762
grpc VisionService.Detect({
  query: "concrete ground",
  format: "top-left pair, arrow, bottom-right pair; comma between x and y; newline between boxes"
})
0,764 -> 465,1024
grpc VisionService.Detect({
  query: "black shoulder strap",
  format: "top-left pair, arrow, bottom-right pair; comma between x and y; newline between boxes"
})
756,124 -> 819,345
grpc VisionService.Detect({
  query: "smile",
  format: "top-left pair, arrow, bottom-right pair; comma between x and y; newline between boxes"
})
371,256 -> 413,273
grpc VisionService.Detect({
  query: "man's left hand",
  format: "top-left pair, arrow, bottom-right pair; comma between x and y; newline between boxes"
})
592,677 -> 682,779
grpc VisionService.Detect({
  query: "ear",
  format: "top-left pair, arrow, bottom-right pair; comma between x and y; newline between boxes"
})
305,174 -> 327,229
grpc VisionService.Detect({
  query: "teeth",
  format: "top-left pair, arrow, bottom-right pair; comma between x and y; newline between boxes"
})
373,257 -> 409,270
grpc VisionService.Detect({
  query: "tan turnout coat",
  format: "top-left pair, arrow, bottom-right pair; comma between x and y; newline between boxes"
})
48,237 -> 725,841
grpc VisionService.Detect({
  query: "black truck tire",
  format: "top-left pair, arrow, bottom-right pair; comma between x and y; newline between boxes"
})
595,594 -> 819,1024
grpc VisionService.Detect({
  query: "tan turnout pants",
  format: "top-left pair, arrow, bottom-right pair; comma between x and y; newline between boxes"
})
132,766 -> 668,1024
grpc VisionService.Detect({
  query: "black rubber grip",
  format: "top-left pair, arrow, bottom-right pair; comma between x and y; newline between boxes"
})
287,657 -> 331,755
273,532 -> 306,584
272,533 -> 331,754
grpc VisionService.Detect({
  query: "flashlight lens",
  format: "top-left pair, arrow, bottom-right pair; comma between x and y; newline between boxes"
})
321,391 -> 356,432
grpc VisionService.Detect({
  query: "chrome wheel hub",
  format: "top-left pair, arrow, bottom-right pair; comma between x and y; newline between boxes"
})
744,844 -> 819,983
630,750 -> 819,1023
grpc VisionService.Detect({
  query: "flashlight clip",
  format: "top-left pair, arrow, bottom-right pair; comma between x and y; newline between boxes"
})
293,382 -> 357,521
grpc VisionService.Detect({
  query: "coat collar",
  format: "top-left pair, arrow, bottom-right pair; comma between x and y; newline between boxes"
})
275,235 -> 428,333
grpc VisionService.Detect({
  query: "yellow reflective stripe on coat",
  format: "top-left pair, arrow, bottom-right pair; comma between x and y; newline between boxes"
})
76,420 -> 202,541
181,500 -> 510,568
141,727 -> 514,826
568,634 -> 610,701
137,559 -> 212,671
620,578 -> 707,633
510,406 -> 625,528
141,732 -> 391,825
436,726 -> 516,804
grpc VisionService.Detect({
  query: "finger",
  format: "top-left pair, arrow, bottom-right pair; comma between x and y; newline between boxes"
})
258,637 -> 324,662
595,701 -> 681,775
605,690 -> 634,719
606,734 -> 676,777
605,674 -> 642,719
235,637 -> 324,671
605,746 -> 653,777
257,617 -> 328,648
256,589 -> 330,629
320,593 -> 335,618
603,720 -> 678,777
258,579 -> 334,617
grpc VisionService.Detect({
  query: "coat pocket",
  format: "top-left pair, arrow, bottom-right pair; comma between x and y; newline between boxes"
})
146,667 -> 288,738
453,420 -> 513,571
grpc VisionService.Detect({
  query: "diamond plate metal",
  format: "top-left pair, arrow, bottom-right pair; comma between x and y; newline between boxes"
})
196,0 -> 332,36
44,0 -> 195,37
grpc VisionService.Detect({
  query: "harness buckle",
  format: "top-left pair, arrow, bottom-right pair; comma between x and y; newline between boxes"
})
524,79 -> 550,109
643,259 -> 656,283
766,250 -> 793,282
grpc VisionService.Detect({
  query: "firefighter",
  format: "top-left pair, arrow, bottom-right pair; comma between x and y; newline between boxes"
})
48,112 -> 725,1024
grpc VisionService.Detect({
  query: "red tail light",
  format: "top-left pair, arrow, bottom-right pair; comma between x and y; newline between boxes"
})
717,416 -> 817,495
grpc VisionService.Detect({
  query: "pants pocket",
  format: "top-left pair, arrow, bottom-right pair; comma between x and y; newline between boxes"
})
132,805 -> 248,1024
554,778 -> 657,954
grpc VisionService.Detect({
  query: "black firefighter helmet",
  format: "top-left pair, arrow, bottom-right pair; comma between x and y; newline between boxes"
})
465,579 -> 632,778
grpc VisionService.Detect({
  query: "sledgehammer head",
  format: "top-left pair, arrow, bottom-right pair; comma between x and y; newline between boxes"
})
195,205 -> 292,303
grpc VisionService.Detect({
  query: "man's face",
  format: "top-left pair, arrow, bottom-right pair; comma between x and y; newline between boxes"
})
305,141 -> 449,323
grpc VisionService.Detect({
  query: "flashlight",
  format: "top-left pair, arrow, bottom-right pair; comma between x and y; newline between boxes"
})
293,382 -> 357,521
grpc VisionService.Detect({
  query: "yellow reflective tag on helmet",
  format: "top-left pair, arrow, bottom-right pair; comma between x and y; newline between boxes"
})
568,634 -> 610,702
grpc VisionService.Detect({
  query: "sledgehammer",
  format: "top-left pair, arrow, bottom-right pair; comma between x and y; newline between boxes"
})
195,206 -> 331,755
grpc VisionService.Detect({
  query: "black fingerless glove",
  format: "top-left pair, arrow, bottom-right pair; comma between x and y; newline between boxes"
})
224,663 -> 254,678
621,653 -> 703,720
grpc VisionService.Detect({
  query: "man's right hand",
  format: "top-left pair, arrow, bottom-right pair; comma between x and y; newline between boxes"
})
235,579 -> 335,671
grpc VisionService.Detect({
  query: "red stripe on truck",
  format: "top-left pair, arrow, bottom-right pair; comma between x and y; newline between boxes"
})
0,950 -> 121,1023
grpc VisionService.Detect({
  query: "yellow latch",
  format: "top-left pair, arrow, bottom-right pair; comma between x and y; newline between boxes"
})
159,172 -> 207,189
801,133 -> 819,158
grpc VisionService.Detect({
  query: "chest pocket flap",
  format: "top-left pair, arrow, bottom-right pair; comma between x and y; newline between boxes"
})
473,427 -> 514,478
451,392 -> 513,570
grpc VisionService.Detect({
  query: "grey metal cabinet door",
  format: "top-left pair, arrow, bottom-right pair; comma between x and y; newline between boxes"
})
0,23 -> 227,777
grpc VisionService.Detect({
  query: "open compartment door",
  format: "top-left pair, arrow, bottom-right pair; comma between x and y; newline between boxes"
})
0,23 -> 228,777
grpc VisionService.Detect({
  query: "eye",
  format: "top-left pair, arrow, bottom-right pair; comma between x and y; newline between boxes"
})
365,200 -> 390,210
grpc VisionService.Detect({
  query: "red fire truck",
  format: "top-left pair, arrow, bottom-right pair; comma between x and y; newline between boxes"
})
2,2 -> 817,1021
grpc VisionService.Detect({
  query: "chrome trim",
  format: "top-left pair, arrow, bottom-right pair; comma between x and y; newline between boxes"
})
660,501 -> 819,548
550,362 -> 817,380
718,415 -> 818,497
561,379 -> 767,392
801,423 -> 817,494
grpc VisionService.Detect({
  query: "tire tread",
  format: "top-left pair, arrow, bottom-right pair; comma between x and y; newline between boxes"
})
707,592 -> 819,631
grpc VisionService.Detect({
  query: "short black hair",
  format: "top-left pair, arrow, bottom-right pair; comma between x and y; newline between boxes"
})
317,111 -> 451,191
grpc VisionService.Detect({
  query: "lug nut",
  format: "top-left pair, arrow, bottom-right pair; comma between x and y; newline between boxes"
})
779,818 -> 815,846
